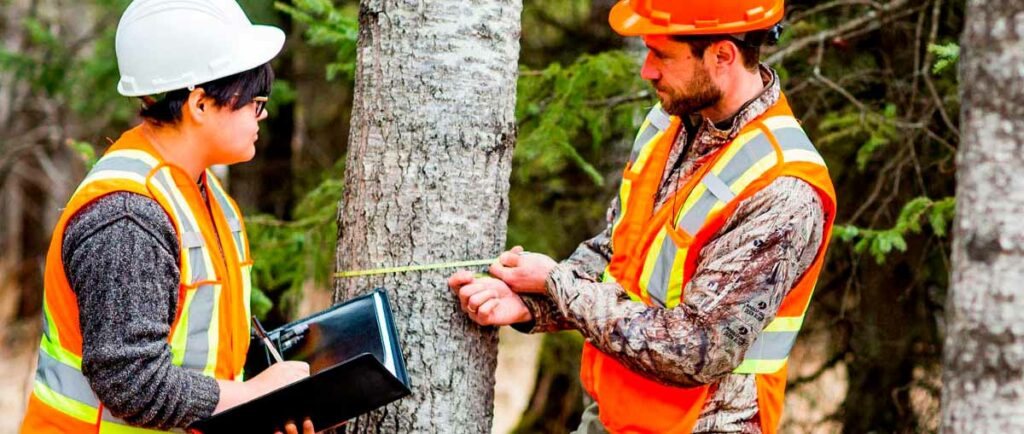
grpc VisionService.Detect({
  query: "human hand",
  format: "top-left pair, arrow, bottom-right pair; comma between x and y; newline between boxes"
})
275,418 -> 315,434
246,361 -> 310,398
448,270 -> 533,326
487,246 -> 558,294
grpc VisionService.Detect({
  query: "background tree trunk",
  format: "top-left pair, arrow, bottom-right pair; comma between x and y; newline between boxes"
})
333,0 -> 521,432
942,0 -> 1024,431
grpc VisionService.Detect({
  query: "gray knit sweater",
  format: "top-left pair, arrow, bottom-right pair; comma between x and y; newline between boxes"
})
62,191 -> 219,430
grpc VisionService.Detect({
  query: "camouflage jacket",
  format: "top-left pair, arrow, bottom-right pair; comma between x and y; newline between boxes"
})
515,65 -> 826,433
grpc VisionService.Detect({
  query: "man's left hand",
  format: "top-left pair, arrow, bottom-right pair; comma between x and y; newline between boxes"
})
488,246 -> 558,294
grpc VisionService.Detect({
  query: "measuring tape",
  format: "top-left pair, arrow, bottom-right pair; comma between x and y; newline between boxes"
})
334,258 -> 496,278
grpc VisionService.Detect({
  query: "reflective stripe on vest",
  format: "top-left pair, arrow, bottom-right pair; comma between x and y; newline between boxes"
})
28,144 -> 250,433
607,111 -> 826,374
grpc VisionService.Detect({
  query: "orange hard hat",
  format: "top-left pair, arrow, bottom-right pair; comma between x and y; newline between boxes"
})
609,0 -> 784,36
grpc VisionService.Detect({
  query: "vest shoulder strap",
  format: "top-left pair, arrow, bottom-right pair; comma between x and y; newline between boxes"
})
629,104 -> 674,164
72,149 -> 161,198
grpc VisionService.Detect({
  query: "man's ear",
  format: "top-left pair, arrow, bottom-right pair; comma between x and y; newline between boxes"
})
184,88 -> 209,123
711,40 -> 740,71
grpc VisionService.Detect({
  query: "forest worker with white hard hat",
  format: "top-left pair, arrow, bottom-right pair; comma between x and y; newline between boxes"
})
19,0 -> 314,433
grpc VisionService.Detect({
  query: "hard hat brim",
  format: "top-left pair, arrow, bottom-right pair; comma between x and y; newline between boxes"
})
609,1 -> 784,37
231,24 -> 286,82
117,24 -> 285,97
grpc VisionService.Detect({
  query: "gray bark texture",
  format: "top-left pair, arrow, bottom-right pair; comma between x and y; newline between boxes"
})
333,1 -> 521,433
943,1 -> 1024,431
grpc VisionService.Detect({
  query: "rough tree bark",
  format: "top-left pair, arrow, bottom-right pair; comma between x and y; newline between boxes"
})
333,1 -> 521,433
942,0 -> 1024,431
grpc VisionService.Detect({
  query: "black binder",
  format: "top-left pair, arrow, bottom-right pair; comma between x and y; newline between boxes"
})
189,289 -> 411,433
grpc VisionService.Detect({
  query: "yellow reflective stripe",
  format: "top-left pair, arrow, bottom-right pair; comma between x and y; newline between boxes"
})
203,284 -> 222,377
761,116 -> 801,130
663,249 -> 688,309
724,152 -> 778,196
99,424 -> 169,434
99,419 -> 171,434
39,336 -> 82,369
733,357 -> 788,374
169,287 -> 193,366
33,381 -> 98,424
764,316 -> 804,332
241,264 -> 253,332
144,175 -> 193,282
782,148 -> 827,165
104,149 -> 161,166
631,130 -> 664,173
637,230 -> 669,302
73,149 -> 160,195
159,169 -> 215,279
75,170 -> 148,196
614,177 -> 632,235
41,301 -> 61,350
710,129 -> 763,176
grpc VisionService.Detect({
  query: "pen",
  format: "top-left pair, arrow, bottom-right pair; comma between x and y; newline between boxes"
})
251,315 -> 284,364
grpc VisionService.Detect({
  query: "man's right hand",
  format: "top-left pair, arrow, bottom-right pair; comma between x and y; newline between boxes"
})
448,270 -> 533,326
246,361 -> 310,398
214,360 -> 311,414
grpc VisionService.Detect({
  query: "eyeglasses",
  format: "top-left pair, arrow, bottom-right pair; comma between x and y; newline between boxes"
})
252,96 -> 269,118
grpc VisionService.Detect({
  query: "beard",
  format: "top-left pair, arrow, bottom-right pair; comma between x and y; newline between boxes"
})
657,65 -> 723,117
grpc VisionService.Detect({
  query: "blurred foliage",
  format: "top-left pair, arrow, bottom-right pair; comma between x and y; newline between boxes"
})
275,0 -> 359,81
511,50 -> 650,255
0,0 -> 136,139
246,161 -> 344,320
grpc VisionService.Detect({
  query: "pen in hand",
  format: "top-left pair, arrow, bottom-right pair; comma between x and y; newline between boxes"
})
252,315 -> 284,363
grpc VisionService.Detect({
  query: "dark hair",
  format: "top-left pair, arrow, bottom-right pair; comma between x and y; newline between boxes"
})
671,35 -> 761,71
139,62 -> 274,125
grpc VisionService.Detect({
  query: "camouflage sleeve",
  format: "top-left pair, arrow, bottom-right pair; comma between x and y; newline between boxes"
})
512,196 -> 620,334
544,177 -> 825,387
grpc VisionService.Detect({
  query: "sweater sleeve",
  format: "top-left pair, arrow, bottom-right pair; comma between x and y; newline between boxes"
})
62,192 -> 220,430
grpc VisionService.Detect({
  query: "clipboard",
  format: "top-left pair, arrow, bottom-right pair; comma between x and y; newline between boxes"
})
189,289 -> 411,433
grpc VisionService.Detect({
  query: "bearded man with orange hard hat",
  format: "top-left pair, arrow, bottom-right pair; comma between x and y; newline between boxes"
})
450,1 -> 837,433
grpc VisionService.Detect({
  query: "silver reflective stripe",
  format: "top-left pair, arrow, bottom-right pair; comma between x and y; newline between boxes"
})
181,232 -> 204,248
629,106 -> 671,163
677,190 -> 719,235
36,350 -> 99,407
151,170 -> 214,372
718,134 -> 774,186
188,245 -> 205,286
101,407 -> 119,423
646,235 -> 676,308
87,156 -> 153,179
772,127 -> 816,152
744,330 -> 799,360
207,178 -> 246,261
648,106 -> 671,131
701,173 -> 736,203
151,171 -> 199,237
182,283 -> 215,370
630,126 -> 661,162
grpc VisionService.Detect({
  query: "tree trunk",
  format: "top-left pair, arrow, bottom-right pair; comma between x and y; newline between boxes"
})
333,1 -> 521,433
942,0 -> 1024,431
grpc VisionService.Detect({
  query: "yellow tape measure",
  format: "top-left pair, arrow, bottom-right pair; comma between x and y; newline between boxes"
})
334,258 -> 496,278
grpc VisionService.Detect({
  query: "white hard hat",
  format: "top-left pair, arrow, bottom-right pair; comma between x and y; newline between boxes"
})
115,0 -> 285,97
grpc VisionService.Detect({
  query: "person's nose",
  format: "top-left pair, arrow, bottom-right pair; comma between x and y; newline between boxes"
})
640,51 -> 660,81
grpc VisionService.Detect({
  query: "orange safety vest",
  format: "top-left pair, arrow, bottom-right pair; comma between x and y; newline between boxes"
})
20,126 -> 254,434
580,95 -> 837,434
